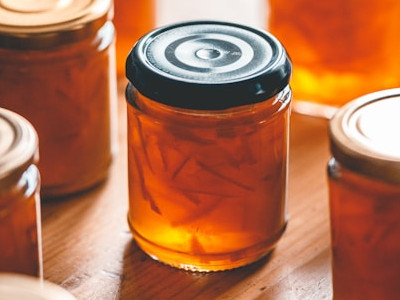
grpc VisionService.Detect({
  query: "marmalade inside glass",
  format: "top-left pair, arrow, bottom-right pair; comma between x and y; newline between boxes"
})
127,89 -> 290,271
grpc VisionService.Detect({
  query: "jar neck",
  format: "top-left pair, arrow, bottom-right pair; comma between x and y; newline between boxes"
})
0,21 -> 115,65
127,83 -> 291,126
328,157 -> 400,194
0,19 -> 114,52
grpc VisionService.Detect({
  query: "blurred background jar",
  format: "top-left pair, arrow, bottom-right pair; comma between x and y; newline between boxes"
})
114,0 -> 156,76
0,108 -> 42,278
328,89 -> 400,299
0,0 -> 118,198
267,0 -> 400,117
157,0 -> 265,28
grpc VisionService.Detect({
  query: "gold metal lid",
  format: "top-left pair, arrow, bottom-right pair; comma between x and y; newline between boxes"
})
0,273 -> 76,299
0,0 -> 113,49
0,108 -> 38,190
329,88 -> 400,184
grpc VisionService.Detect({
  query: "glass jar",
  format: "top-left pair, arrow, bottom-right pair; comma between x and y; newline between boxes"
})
268,0 -> 400,117
0,108 -> 42,278
125,21 -> 292,271
0,0 -> 117,198
114,0 -> 155,76
328,89 -> 400,299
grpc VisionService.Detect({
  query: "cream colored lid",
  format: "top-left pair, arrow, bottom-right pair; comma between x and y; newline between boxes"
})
329,88 -> 400,184
0,273 -> 76,300
0,0 -> 113,48
0,108 -> 38,189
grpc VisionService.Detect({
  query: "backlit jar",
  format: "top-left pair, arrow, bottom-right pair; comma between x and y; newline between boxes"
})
125,21 -> 292,271
328,89 -> 400,299
0,0 -> 117,198
0,108 -> 42,278
268,0 -> 400,117
114,0 -> 155,75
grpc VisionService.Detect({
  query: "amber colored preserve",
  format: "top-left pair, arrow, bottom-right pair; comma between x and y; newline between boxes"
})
0,168 -> 41,277
328,90 -> 400,299
0,37 -> 115,198
125,21 -> 292,271
0,108 -> 42,277
127,88 -> 290,271
114,0 -> 155,75
0,0 -> 117,198
268,0 -> 400,110
328,161 -> 400,299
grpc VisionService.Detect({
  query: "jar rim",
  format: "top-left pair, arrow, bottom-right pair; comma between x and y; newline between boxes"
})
0,108 -> 38,190
127,83 -> 291,127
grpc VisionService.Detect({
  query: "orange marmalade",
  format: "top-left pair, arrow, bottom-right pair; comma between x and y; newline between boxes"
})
0,108 -> 42,277
0,0 -> 117,198
328,89 -> 400,299
125,21 -> 292,271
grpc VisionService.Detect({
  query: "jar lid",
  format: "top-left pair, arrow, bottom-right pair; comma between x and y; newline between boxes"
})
126,20 -> 292,110
329,88 -> 400,184
0,0 -> 112,49
0,273 -> 76,299
0,108 -> 38,190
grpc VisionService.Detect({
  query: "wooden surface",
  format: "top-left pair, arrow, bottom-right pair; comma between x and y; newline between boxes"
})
41,78 -> 333,299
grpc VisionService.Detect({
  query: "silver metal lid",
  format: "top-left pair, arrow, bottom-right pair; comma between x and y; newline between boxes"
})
329,88 -> 400,184
0,0 -> 113,49
146,23 -> 275,83
126,20 -> 292,110
0,108 -> 38,189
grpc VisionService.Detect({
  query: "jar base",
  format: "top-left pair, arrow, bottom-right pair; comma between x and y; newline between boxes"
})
129,221 -> 286,272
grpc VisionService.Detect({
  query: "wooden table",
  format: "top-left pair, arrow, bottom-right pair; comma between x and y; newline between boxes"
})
41,76 -> 333,299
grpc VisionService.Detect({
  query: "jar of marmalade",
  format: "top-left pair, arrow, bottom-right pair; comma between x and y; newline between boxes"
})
0,0 -> 117,198
328,89 -> 400,299
126,21 -> 292,271
0,108 -> 42,278
114,0 -> 155,76
268,0 -> 400,117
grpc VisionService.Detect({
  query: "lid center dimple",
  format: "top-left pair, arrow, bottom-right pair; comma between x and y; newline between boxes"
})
195,48 -> 221,60
0,0 -> 71,13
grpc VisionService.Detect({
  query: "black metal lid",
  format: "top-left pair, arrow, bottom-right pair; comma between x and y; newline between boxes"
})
126,20 -> 292,110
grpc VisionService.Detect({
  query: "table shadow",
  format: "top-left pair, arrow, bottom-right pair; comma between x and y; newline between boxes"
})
117,240 -> 272,300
